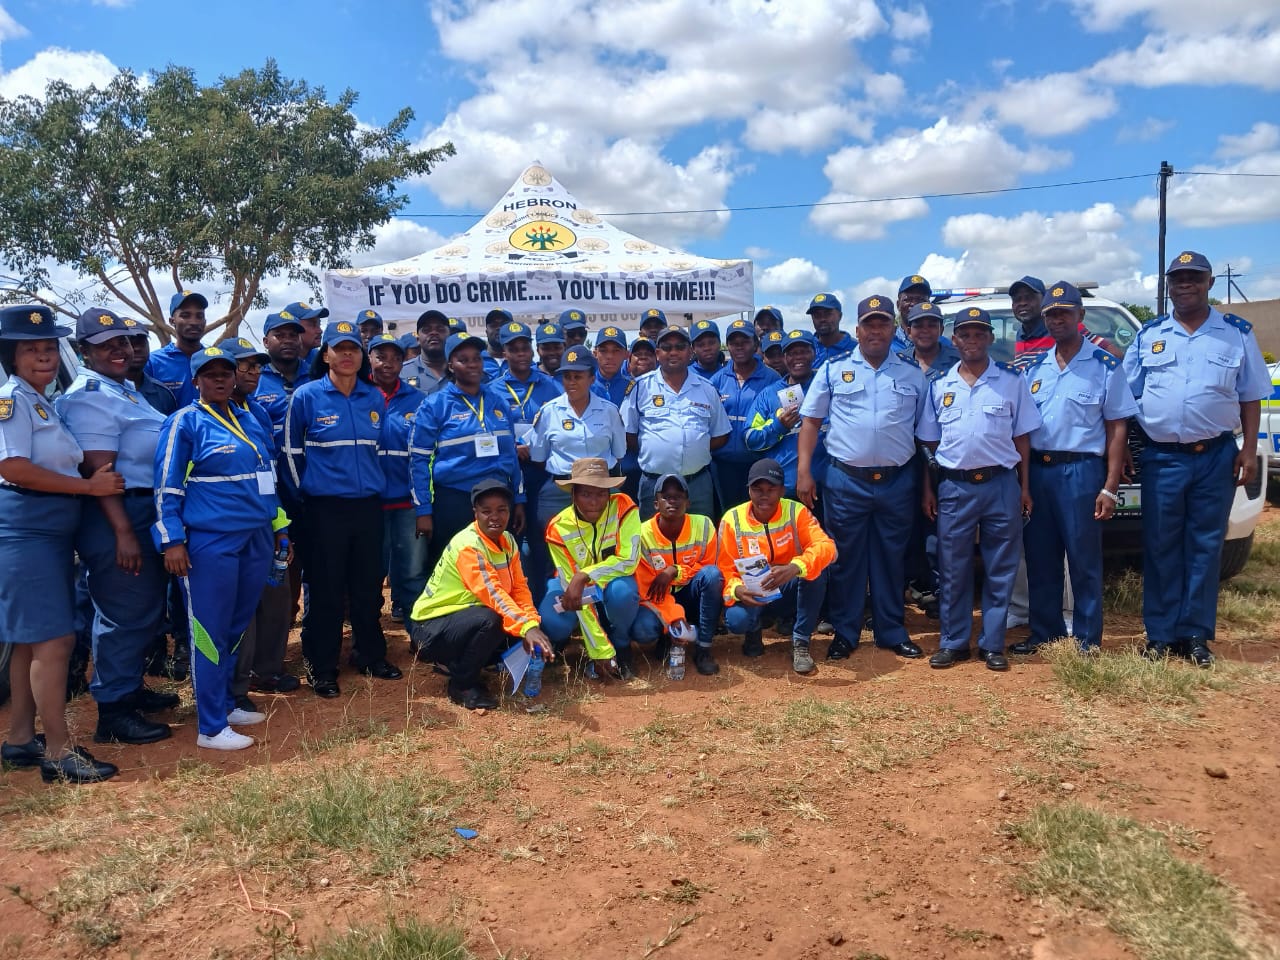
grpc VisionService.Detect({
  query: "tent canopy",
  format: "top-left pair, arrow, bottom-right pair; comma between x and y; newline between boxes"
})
325,163 -> 753,332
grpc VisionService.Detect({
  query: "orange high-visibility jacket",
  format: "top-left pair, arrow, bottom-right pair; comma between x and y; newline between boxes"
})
637,513 -> 717,625
716,499 -> 836,605
411,522 -> 539,637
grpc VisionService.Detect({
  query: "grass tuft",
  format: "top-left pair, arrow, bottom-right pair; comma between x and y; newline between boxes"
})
1042,644 -> 1233,705
1014,803 -> 1271,960
304,916 -> 473,960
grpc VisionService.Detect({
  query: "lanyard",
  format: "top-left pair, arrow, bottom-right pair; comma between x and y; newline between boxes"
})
199,402 -> 262,463
458,392 -> 487,431
504,380 -> 535,415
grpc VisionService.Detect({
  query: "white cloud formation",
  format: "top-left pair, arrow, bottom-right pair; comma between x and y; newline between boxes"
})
810,118 -> 1069,240
1067,0 -> 1276,33
347,218 -> 450,268
1217,122 -> 1280,159
757,257 -> 830,294
1090,28 -> 1280,90
889,5 -> 931,40
743,103 -> 866,154
0,47 -> 120,99
0,5 -> 28,43
976,72 -> 1117,135
1115,116 -> 1174,143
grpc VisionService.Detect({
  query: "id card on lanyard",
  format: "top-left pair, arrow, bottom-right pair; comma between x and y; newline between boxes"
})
505,381 -> 537,447
201,402 -> 275,493
460,393 -> 499,458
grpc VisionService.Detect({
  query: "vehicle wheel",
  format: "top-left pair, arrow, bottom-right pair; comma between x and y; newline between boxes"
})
0,641 -> 12,707
1219,532 -> 1254,581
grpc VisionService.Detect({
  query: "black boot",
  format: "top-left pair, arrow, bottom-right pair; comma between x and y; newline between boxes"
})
94,701 -> 172,745
131,685 -> 180,712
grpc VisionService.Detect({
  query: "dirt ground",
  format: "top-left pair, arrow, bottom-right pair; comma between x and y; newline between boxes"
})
2,510 -> 1278,960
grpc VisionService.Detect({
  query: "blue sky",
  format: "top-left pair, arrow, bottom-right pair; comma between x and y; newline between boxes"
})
1,0 -> 1278,329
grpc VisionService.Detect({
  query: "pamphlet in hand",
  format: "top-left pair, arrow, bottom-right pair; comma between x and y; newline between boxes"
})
553,583 -> 602,613
734,556 -> 782,603
501,642 -> 532,693
669,619 -> 696,643
777,384 -> 804,411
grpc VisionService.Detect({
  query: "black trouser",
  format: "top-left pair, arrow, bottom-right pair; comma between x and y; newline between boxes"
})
427,486 -> 478,575
408,606 -> 510,692
300,495 -> 386,680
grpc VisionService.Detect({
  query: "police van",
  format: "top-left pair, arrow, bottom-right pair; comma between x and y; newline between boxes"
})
935,286 -> 1268,580
1261,361 -> 1280,504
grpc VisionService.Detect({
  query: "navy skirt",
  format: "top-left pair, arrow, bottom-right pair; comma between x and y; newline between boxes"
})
0,488 -> 81,643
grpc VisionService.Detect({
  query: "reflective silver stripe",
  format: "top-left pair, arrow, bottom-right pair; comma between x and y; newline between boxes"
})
304,439 -> 378,448
378,449 -> 410,457
154,407 -> 196,545
438,434 -> 483,449
284,395 -> 302,488
188,473 -> 257,483
160,487 -> 186,496
409,445 -> 435,456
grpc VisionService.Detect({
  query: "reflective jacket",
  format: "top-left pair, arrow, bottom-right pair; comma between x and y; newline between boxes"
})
716,499 -> 836,605
744,374 -> 828,491
710,360 -> 781,462
637,514 -> 717,626
254,362 -> 312,445
545,492 -> 641,658
145,343 -> 202,407
284,375 -> 384,499
410,522 -> 539,637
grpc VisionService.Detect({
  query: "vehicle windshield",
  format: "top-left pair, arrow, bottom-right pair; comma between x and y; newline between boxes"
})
958,305 -> 1140,363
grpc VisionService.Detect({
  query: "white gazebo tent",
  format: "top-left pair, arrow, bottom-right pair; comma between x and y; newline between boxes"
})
324,163 -> 753,334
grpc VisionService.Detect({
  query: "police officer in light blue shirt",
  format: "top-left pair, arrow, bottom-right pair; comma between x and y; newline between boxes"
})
1015,283 -> 1137,655
559,308 -> 589,348
918,306 -> 1041,672
893,275 -> 933,354
806,293 -> 857,366
1122,251 -> 1271,666
59,307 -> 174,746
401,310 -> 450,394
145,290 -> 208,406
798,295 -> 929,661
622,325 -> 731,521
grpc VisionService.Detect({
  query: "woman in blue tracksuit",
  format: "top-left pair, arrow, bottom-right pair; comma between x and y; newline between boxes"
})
154,347 -> 289,750
409,332 -> 524,572
285,321 -> 402,698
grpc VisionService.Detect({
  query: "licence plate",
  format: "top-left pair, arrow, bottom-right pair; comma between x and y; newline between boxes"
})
1115,486 -> 1141,512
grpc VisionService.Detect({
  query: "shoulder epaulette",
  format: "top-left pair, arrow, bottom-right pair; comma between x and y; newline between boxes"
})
85,379 -> 100,391
994,360 -> 1016,373
1093,348 -> 1119,369
1223,312 -> 1253,334
900,353 -> 921,369
623,381 -> 635,397
1023,351 -> 1049,373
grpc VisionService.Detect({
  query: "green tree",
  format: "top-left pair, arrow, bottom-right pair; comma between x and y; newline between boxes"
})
0,60 -> 453,341
1121,301 -> 1156,323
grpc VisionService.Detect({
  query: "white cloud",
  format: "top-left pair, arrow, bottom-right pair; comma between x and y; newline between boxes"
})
1115,116 -> 1174,143
889,5 -> 931,40
863,71 -> 906,107
744,246 -> 771,260
0,48 -> 120,100
809,118 -> 1069,240
347,218 -> 450,268
1090,28 -> 1280,90
0,5 -> 28,43
743,103 -> 865,153
977,72 -> 1117,135
1067,0 -> 1277,33
757,257 -> 830,294
1217,122 -> 1280,159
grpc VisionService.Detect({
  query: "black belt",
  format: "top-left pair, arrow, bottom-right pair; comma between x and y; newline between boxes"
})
1030,450 -> 1100,466
642,464 -> 710,483
938,465 -> 1010,484
1144,432 -> 1233,455
0,486 -> 80,498
831,460 -> 906,484
123,488 -> 155,498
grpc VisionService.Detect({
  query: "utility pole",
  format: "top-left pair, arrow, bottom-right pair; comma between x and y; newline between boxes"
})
1157,160 -> 1173,317
1220,264 -> 1249,304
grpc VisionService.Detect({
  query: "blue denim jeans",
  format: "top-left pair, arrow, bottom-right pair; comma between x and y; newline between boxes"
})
383,505 -> 428,616
630,565 -> 724,648
538,576 -> 640,652
724,569 -> 828,644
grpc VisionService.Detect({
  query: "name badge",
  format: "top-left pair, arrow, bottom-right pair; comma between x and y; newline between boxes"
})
516,421 -> 535,445
475,434 -> 500,458
256,469 -> 275,496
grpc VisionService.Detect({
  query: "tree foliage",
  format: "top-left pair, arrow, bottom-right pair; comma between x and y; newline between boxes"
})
1121,301 -> 1156,323
0,60 -> 453,341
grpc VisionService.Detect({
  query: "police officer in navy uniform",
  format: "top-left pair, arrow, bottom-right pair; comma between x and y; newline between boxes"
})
919,306 -> 1041,671
893,276 -> 932,354
560,308 -> 589,348
1014,283 -> 1137,654
691,319 -> 727,380
806,294 -> 857,366
1122,251 -> 1271,666
59,308 -> 175,745
145,290 -> 208,406
797,296 -> 928,661
402,309 -> 450,393
622,324 -> 732,521
535,321 -> 566,376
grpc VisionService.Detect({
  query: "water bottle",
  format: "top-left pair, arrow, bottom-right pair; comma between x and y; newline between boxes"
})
666,644 -> 686,681
523,650 -> 544,697
266,538 -> 289,587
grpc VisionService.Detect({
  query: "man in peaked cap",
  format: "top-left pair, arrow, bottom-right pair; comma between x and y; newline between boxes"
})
806,293 -> 856,366
535,321 -> 566,375
752,305 -> 784,339
559,308 -> 589,348
1121,251 -> 1271,667
356,309 -> 384,345
894,275 -> 932,355
145,290 -> 209,407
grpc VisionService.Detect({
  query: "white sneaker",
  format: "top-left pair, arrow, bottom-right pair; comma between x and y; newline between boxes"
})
197,727 -> 254,751
227,707 -> 266,726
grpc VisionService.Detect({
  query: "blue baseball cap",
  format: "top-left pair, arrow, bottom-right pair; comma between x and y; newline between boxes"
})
952,306 -> 994,331
169,290 -> 209,315
356,309 -> 384,329
485,308 -> 514,326
639,308 -> 667,327
415,309 -> 449,332
283,300 -> 329,321
806,293 -> 841,314
1166,250 -> 1212,274
0,305 -> 70,340
263,310 -> 305,334
856,295 -> 895,322
725,318 -> 756,341
215,336 -> 269,363
558,308 -> 587,330
781,329 -> 817,352
367,332 -> 406,354
498,320 -> 534,346
657,324 -> 692,344
445,331 -> 482,360
1009,276 -> 1046,298
321,320 -> 363,349
536,322 -> 565,345
898,275 -> 931,296
762,330 -> 786,353
594,325 -> 628,349
397,332 -> 418,351
691,318 -> 720,342
76,307 -> 135,345
753,306 -> 784,330
906,301 -> 944,325
1042,282 -> 1084,312
630,335 -> 655,353
189,345 -> 236,376
447,317 -> 468,335
558,345 -> 597,373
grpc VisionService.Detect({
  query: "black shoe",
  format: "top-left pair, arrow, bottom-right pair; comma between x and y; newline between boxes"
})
390,605 -> 405,623
1,733 -> 46,770
131,685 -> 180,712
929,647 -> 970,669
1143,641 -> 1172,662
825,637 -> 856,661
693,647 -> 720,675
250,672 -> 301,693
312,679 -> 341,699
1188,643 -> 1214,669
1010,640 -> 1042,655
922,598 -> 940,620
980,650 -> 1010,672
448,684 -> 498,711
234,694 -> 259,713
40,747 -> 117,785
614,648 -> 637,682
882,640 -> 923,659
741,631 -> 764,657
357,659 -> 403,681
94,707 -> 172,745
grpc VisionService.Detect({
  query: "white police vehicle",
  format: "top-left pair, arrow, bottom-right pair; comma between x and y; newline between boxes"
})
935,285 -> 1268,580
1261,361 -> 1280,504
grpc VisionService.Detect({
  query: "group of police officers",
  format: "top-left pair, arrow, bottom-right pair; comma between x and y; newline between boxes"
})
0,247 -> 1269,781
